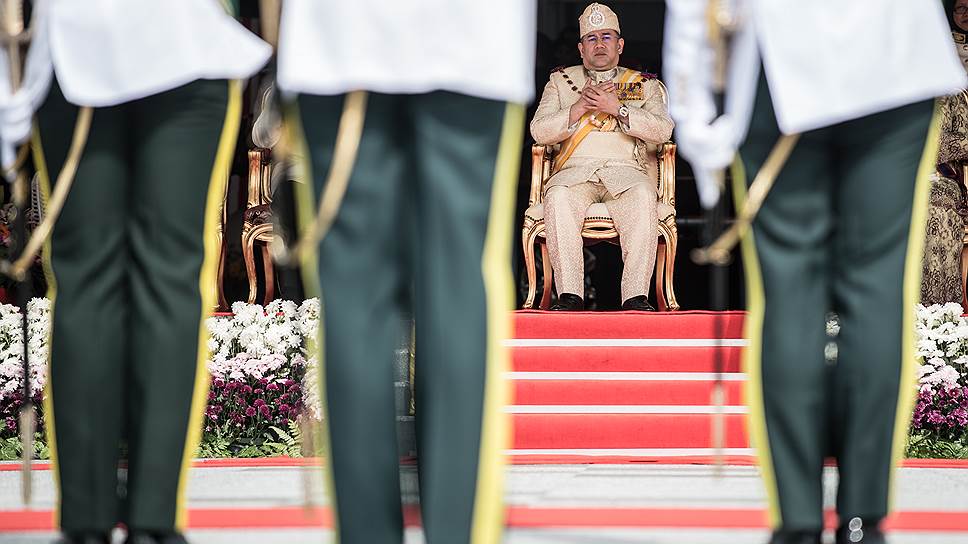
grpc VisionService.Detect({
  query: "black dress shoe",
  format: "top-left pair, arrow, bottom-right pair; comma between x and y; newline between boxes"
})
125,531 -> 190,544
621,295 -> 656,311
768,529 -> 822,544
835,518 -> 885,544
550,293 -> 584,311
54,532 -> 111,544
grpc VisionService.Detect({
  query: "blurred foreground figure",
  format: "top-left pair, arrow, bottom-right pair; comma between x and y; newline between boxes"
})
664,1 -> 966,543
276,1 -> 535,543
0,1 -> 270,543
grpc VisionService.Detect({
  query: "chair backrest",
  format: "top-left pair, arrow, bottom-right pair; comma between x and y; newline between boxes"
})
247,148 -> 272,208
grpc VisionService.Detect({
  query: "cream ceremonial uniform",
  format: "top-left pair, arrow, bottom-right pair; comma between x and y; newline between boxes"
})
530,5 -> 673,306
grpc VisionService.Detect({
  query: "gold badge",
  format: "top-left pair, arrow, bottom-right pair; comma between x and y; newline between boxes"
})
616,82 -> 643,101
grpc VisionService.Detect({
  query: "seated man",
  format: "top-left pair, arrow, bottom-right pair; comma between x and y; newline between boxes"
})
531,2 -> 674,311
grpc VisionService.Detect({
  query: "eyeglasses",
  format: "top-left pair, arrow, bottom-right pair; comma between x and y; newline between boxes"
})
581,33 -> 618,45
956,6 -> 968,15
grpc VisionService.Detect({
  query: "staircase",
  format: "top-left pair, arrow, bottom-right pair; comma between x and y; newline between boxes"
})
508,310 -> 753,462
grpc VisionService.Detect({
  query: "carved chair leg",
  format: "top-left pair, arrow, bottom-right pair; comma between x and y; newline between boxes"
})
216,237 -> 228,311
261,243 -> 275,304
242,230 -> 259,305
663,222 -> 680,311
540,240 -> 553,310
523,227 -> 538,309
655,240 -> 668,312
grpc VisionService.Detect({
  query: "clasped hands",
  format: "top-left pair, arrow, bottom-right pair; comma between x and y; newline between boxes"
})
570,81 -> 623,124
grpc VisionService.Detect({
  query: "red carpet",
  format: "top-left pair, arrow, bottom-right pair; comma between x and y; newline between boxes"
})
513,310 -> 746,339
3,506 -> 967,532
512,378 -> 745,405
508,311 -> 748,455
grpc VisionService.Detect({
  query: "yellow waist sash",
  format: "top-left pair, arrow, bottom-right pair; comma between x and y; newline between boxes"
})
552,69 -> 641,175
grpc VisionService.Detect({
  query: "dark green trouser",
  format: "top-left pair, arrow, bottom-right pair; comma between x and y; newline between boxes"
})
738,74 -> 936,532
297,92 -> 522,544
35,79 -> 235,533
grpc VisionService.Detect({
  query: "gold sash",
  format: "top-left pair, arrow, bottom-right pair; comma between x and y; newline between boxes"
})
552,69 -> 642,175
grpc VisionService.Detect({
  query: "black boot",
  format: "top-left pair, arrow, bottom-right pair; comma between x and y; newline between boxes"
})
125,531 -> 190,544
768,529 -> 822,544
54,532 -> 111,544
550,293 -> 584,311
621,295 -> 656,311
835,518 -> 885,544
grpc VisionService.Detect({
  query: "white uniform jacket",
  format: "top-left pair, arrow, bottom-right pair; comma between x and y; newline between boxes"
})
663,0 -> 967,208
277,0 -> 536,104
0,0 -> 272,168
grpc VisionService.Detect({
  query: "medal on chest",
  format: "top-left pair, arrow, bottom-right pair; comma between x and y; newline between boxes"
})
616,82 -> 643,102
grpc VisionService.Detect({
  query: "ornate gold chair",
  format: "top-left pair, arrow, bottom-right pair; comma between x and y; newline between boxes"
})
242,147 -> 276,305
521,130 -> 679,311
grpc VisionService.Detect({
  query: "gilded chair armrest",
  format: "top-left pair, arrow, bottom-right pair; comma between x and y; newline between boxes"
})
530,144 -> 548,207
658,142 -> 677,211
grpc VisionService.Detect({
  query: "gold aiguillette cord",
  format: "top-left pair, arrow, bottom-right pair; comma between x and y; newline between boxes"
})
691,133 -> 799,266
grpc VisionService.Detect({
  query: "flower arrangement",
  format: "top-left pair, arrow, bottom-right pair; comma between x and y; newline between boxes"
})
201,299 -> 321,456
910,303 -> 968,454
0,298 -> 321,458
0,298 -> 50,438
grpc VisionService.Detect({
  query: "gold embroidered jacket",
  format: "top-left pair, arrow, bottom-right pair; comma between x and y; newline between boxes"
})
530,65 -> 674,197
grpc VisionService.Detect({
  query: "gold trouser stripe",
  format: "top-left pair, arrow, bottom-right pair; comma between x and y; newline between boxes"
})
174,79 -> 243,530
284,102 -> 322,299
471,102 -> 525,544
31,122 -> 63,528
888,104 -> 941,506
285,99 -> 338,538
731,156 -> 781,528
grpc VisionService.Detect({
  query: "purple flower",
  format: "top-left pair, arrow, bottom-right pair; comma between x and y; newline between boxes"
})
259,405 -> 272,417
253,399 -> 266,408
254,388 -> 264,395
267,383 -> 280,392
242,385 -> 253,394
278,403 -> 291,413
245,407 -> 257,417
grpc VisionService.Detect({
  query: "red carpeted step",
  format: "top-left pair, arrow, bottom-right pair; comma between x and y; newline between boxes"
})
512,413 -> 749,449
512,377 -> 745,405
514,310 -> 746,339
511,346 -> 743,372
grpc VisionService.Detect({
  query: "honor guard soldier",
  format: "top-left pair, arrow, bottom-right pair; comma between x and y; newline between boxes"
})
276,1 -> 535,543
665,1 -> 966,543
0,1 -> 270,543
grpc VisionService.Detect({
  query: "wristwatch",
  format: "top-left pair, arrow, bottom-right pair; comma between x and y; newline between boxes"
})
618,105 -> 630,118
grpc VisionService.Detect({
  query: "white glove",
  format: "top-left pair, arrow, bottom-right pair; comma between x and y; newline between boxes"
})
0,0 -> 54,175
676,115 -> 739,209
0,87 -> 37,173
